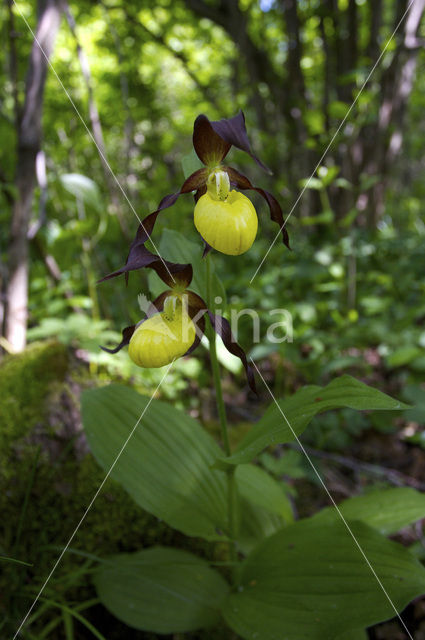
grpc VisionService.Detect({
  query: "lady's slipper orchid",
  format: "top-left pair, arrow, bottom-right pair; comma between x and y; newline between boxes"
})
123,111 -> 289,263
100,250 -> 256,392
194,170 -> 258,255
128,295 -> 196,368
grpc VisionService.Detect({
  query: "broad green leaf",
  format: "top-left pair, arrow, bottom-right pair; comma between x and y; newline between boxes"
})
334,630 -> 368,640
148,229 -> 226,309
82,384 -> 283,543
223,519 -> 425,640
81,384 -> 228,540
236,464 -> 294,553
222,375 -> 407,465
312,488 -> 425,535
60,173 -> 103,212
238,499 -> 285,555
95,547 -> 229,633
236,464 -> 293,522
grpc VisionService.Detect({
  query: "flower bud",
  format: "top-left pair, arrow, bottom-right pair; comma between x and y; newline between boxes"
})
194,190 -> 258,255
128,299 -> 196,368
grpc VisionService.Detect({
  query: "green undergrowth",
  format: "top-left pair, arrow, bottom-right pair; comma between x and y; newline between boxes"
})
0,341 -> 220,638
0,341 -> 68,455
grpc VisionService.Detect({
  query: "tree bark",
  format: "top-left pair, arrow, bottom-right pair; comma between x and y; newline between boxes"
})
64,2 -> 131,240
5,0 -> 63,352
361,0 -> 425,225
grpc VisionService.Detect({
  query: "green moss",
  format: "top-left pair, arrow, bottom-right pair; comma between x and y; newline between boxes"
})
0,340 -> 68,454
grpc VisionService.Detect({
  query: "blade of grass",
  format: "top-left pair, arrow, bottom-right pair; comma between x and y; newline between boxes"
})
63,609 -> 74,640
38,598 -> 107,640
0,555 -> 32,567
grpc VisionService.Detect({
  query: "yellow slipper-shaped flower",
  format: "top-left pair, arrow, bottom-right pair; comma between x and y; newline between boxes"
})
194,189 -> 258,256
129,299 -> 196,368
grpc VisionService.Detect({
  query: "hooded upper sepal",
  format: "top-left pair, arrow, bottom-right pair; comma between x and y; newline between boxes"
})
100,324 -> 136,354
209,111 -> 272,174
207,311 -> 257,395
225,166 -> 290,249
193,115 -> 232,166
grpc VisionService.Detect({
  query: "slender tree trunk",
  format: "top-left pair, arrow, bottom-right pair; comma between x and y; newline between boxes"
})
5,0 -> 63,352
64,2 -> 131,240
361,0 -> 425,225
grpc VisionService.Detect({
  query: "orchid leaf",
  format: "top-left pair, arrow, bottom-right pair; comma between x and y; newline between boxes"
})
312,487 -> 425,535
95,547 -> 229,633
237,464 -> 294,552
82,384 -> 285,540
81,384 -> 228,540
223,519 -> 425,640
222,375 -> 408,465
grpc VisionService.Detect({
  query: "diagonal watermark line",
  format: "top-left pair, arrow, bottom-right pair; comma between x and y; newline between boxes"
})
12,0 -> 175,282
13,362 -> 174,639
251,359 -> 414,640
250,0 -> 417,284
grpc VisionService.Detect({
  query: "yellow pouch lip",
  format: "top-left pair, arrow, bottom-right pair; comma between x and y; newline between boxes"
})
128,308 -> 196,368
194,190 -> 258,256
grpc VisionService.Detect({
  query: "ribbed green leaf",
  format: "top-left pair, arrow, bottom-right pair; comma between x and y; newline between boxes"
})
237,464 -> 294,553
95,547 -> 229,633
334,630 -> 368,640
223,375 -> 407,465
312,487 -> 425,535
82,384 -> 287,543
238,499 -> 286,555
81,384 -> 228,540
223,519 -> 425,640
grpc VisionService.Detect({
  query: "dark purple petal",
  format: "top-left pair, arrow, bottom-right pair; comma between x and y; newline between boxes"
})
202,241 -> 213,258
194,184 -> 207,203
131,167 -> 208,249
101,324 -> 136,353
193,115 -> 231,166
184,314 -> 206,356
225,167 -> 290,249
210,111 -> 271,174
186,291 -> 208,316
98,244 -> 193,290
208,311 -> 257,395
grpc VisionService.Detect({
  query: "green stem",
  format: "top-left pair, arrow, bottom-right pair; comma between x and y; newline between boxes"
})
205,255 -> 237,572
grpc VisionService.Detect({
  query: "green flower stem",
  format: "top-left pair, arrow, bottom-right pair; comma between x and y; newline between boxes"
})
205,254 -> 237,570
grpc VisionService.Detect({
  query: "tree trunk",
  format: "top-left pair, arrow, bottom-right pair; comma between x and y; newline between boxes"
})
360,0 -> 425,225
5,0 -> 63,352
